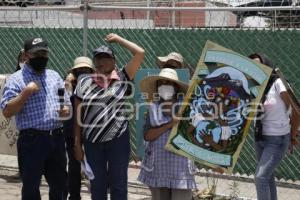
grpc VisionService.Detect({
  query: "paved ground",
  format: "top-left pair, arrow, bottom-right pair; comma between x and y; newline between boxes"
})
0,171 -> 151,200
1,154 -> 300,200
0,178 -> 152,200
0,155 -> 151,200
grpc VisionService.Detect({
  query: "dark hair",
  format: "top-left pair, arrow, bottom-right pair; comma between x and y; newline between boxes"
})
248,53 -> 275,69
15,49 -> 25,72
248,53 -> 277,141
249,52 -> 278,79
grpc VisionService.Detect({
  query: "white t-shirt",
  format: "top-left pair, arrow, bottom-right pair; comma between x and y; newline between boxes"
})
262,78 -> 290,136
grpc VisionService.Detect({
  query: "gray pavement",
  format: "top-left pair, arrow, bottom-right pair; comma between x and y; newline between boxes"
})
0,177 -> 151,200
1,154 -> 300,200
0,154 -> 151,200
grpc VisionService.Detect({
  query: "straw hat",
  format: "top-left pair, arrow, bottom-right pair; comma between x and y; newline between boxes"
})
70,56 -> 94,72
140,68 -> 189,101
157,52 -> 184,68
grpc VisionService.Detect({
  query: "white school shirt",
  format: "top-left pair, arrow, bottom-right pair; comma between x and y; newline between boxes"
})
262,78 -> 290,136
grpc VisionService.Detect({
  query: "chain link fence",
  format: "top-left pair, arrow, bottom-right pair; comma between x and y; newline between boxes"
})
0,0 -> 300,197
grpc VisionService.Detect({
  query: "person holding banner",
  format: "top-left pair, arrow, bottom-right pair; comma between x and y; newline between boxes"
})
73,33 -> 144,200
249,53 -> 300,200
1,37 -> 70,200
138,68 -> 197,200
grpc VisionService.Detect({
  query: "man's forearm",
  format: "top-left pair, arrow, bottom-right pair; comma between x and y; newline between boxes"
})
2,89 -> 32,118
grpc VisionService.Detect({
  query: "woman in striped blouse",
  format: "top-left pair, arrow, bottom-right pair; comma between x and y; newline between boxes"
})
74,33 -> 144,200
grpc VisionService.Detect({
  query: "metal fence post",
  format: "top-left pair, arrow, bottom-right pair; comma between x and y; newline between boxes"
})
147,0 -> 151,27
171,0 -> 175,28
83,0 -> 88,56
274,10 -> 277,30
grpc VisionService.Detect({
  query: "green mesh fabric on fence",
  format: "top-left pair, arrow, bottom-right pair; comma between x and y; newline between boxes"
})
0,28 -> 300,181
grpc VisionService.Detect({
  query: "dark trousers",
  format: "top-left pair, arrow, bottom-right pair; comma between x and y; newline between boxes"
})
17,130 -> 68,200
65,136 -> 82,200
84,130 -> 130,200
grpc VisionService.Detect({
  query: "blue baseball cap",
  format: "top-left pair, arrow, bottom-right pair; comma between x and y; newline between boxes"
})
93,45 -> 115,58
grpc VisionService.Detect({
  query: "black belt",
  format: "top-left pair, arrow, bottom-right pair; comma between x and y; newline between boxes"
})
20,128 -> 63,136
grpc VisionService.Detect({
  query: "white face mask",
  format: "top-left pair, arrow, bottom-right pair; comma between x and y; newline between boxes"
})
158,85 -> 175,100
19,62 -> 25,69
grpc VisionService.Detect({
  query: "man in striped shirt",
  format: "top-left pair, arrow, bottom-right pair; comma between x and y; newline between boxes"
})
74,33 -> 144,200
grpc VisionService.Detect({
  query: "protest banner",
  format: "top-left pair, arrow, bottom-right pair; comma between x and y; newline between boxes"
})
166,41 -> 273,173
0,74 -> 18,156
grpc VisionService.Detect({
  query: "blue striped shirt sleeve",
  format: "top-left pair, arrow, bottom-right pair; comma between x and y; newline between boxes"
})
0,76 -> 21,109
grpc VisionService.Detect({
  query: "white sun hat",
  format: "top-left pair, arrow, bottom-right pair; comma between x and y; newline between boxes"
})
157,52 -> 184,68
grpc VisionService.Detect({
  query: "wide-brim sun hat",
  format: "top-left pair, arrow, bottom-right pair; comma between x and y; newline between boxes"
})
140,68 -> 189,101
70,56 -> 94,72
157,52 -> 184,68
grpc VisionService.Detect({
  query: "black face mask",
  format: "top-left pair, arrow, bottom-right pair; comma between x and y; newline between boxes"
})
73,69 -> 93,79
73,71 -> 87,79
29,57 -> 48,72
